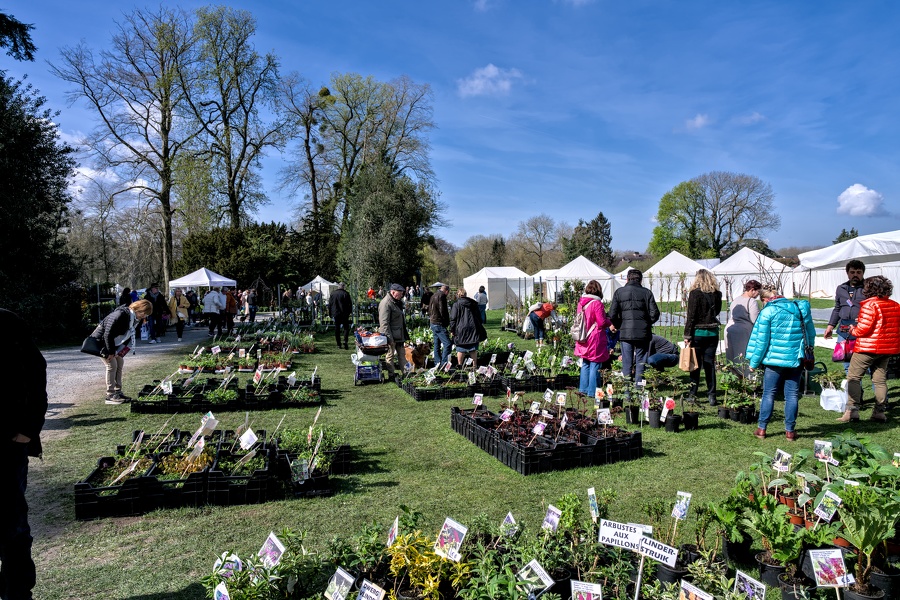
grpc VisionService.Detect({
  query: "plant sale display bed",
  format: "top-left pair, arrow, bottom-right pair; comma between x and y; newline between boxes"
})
451,407 -> 642,475
73,427 -> 349,519
131,375 -> 323,413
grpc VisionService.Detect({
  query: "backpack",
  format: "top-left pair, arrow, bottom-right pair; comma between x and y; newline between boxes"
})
570,300 -> 598,342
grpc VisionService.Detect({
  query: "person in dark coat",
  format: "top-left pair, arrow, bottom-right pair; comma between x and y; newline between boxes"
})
0,308 -> 48,600
91,300 -> 152,404
684,269 -> 724,405
429,284 -> 452,367
142,283 -> 170,343
420,287 -> 433,318
328,283 -> 354,349
608,269 -> 660,384
118,287 -> 132,306
449,289 -> 487,368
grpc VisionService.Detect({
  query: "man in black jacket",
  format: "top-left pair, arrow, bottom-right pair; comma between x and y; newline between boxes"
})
0,309 -> 47,600
328,283 -> 354,349
142,283 -> 170,343
429,284 -> 452,367
608,269 -> 660,384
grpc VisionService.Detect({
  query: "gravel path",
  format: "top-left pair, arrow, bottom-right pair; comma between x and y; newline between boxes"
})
40,324 -> 214,442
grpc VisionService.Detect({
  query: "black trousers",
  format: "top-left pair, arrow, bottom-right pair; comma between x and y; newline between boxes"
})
0,440 -> 35,600
690,336 -> 719,397
334,317 -> 351,347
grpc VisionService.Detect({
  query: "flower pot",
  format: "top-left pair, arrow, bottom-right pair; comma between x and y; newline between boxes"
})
624,406 -> 640,424
778,572 -> 816,600
656,562 -> 689,584
648,409 -> 662,428
740,408 -> 757,424
718,406 -> 731,419
845,586 -> 887,600
665,414 -> 682,433
683,412 -> 699,430
788,511 -> 805,526
680,544 -> 702,565
723,533 -> 754,565
729,408 -> 742,422
779,494 -> 798,509
547,568 -> 572,597
871,570 -> 900,600
756,552 -> 788,588
833,536 -> 853,549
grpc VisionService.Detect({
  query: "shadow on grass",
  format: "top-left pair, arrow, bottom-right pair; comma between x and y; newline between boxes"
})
120,582 -> 207,599
43,412 -> 127,430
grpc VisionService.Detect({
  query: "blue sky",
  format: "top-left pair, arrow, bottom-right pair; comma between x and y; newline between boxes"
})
9,0 -> 900,253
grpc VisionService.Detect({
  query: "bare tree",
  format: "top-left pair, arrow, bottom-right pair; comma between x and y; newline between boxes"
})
511,214 -> 563,271
184,6 -> 283,228
455,234 -> 505,277
695,171 -> 781,257
52,7 -> 198,285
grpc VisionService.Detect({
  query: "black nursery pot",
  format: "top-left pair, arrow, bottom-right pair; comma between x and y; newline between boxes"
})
656,562 -> 689,584
648,409 -> 662,428
872,571 -> 900,600
624,405 -> 640,424
756,552 -> 787,588
683,412 -> 699,430
665,414 -> 682,433
718,406 -> 731,419
729,408 -> 742,422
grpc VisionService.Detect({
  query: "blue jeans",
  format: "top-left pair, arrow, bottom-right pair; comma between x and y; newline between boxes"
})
479,305 -> 487,324
758,365 -> 802,432
579,360 -> 601,396
647,353 -> 679,371
620,339 -> 650,383
529,312 -> 545,341
430,324 -> 451,366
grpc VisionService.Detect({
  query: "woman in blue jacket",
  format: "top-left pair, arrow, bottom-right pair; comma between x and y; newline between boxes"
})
745,284 -> 816,441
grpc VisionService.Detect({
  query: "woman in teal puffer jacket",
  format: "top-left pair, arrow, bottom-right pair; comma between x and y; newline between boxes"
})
745,284 -> 816,441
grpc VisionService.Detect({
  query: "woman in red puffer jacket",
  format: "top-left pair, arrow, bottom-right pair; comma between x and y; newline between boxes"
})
841,276 -> 900,423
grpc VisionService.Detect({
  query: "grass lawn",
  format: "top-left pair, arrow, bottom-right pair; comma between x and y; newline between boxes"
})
32,310 -> 900,599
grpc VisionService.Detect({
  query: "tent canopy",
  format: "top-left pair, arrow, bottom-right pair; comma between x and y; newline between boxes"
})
301,275 -> 338,300
462,266 -> 532,310
169,267 -> 236,289
713,247 -> 796,300
639,251 -> 706,301
798,229 -> 900,269
544,256 -> 617,300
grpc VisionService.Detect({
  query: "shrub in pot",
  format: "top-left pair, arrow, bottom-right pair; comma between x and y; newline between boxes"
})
837,499 -> 900,597
741,494 -> 804,587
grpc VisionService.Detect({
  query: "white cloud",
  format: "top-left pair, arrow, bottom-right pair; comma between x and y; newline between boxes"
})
837,183 -> 885,217
684,113 -> 710,130
457,64 -> 524,98
737,111 -> 765,125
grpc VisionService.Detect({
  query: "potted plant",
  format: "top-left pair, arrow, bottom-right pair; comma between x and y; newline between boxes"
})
838,496 -> 900,599
741,494 -> 805,587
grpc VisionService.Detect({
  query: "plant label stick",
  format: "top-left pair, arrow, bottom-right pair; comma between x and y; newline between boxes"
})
588,488 -> 599,523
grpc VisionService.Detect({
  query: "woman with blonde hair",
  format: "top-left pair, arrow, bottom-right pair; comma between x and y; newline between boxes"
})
684,269 -> 723,404
88,299 -> 152,404
168,288 -> 191,342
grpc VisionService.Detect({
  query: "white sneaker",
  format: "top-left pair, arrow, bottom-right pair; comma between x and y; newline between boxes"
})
105,394 -> 124,405
148,339 -> 158,344
178,338 -> 183,342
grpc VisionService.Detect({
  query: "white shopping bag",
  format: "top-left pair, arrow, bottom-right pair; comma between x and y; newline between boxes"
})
140,323 -> 150,341
819,386 -> 848,412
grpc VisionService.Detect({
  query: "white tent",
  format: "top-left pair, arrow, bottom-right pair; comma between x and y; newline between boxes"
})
301,275 -> 338,301
713,247 -> 796,301
531,268 -> 559,300
462,266 -> 532,310
641,251 -> 706,301
796,230 -> 900,302
169,267 -> 237,290
544,256 -> 617,300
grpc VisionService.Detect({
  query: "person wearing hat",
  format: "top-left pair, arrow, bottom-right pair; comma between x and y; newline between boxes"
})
429,283 -> 452,367
379,284 -> 408,382
328,283 -> 354,349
